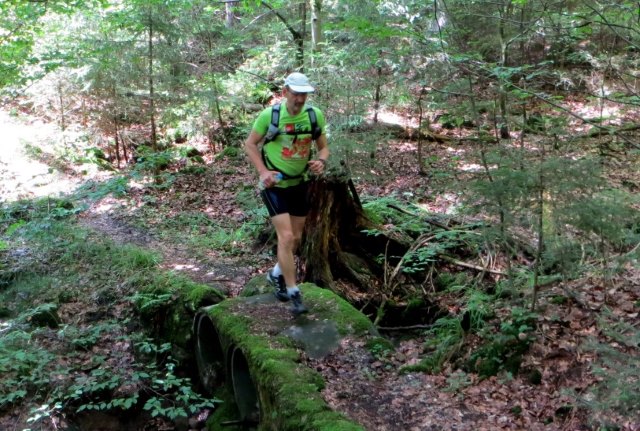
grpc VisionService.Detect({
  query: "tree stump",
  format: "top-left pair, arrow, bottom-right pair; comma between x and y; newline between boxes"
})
301,176 -> 409,301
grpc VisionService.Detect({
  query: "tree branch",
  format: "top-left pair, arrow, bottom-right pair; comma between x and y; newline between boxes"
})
261,1 -> 302,40
440,255 -> 507,276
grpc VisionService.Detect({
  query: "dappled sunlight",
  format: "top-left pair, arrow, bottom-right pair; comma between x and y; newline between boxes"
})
459,163 -> 484,172
374,109 -> 419,128
172,263 -> 200,272
2,1 -> 639,428
393,141 -> 417,153
570,98 -> 624,123
0,111 -> 79,202
92,201 -> 116,214
416,192 -> 463,215
445,146 -> 483,172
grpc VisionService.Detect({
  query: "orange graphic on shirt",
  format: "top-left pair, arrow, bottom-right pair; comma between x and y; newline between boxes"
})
281,136 -> 312,159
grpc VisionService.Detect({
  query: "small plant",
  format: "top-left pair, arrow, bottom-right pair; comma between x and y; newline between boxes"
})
58,322 -> 121,351
402,315 -> 464,374
568,313 -> 639,426
466,307 -> 537,378
190,221 -> 261,256
131,291 -> 175,316
445,370 -> 472,395
77,177 -> 130,200
366,337 -> 395,361
362,197 -> 431,237
134,146 -> 175,172
215,145 -> 241,160
0,327 -> 58,409
58,340 -> 218,421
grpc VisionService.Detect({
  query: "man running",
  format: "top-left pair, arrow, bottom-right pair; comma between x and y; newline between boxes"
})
244,72 -> 329,314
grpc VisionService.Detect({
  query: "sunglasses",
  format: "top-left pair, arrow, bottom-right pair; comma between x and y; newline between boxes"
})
286,88 -> 309,97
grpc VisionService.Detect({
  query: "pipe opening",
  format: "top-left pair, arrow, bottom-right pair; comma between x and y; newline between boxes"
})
230,347 -> 260,425
194,313 -> 226,394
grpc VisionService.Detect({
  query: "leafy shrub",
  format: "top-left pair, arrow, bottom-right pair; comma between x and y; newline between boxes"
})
68,340 -> 218,420
466,307 -> 537,378
362,196 -> 429,235
402,316 -> 464,374
215,145 -> 241,160
570,313 -> 640,425
0,328 -> 56,409
77,177 -> 130,200
134,146 -> 175,172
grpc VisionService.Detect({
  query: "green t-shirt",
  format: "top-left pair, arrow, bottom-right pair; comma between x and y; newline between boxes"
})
253,103 -> 326,187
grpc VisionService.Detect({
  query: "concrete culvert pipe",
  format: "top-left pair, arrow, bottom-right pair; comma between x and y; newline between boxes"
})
194,312 -> 226,394
194,288 -> 372,430
230,346 -> 260,426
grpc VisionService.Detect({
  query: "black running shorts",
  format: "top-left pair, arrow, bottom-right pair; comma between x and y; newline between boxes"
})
260,181 -> 310,217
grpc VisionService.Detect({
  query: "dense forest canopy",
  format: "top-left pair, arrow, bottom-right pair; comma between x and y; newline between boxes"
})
1,0 -> 639,430
2,0 -> 638,143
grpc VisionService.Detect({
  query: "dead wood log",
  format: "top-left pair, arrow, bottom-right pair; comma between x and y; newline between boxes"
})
439,255 -> 507,276
584,122 -> 640,139
349,121 -> 450,143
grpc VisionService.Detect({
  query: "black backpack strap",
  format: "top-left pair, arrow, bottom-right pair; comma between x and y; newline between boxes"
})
305,106 -> 322,140
264,103 -> 281,144
262,104 -> 280,170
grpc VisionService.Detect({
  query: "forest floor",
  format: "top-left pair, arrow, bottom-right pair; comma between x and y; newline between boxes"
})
1,107 -> 639,431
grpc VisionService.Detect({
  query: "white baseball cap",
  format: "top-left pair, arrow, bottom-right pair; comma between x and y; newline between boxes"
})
284,72 -> 315,93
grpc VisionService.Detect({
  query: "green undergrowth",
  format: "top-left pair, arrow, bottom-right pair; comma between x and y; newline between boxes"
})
570,313 -> 640,427
362,195 -> 432,237
136,204 -> 265,258
76,163 -> 267,259
0,199 -> 222,427
205,386 -> 242,430
401,278 -> 537,379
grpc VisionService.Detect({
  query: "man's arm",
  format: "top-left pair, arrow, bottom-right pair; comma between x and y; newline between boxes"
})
308,133 -> 329,175
244,130 -> 280,188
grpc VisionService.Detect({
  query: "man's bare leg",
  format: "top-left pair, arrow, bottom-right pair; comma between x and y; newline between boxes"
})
271,213 -> 297,290
271,213 -> 308,313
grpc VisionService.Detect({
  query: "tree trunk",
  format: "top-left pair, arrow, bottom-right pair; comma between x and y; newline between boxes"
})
301,177 -> 407,300
373,61 -> 382,123
225,1 -> 237,28
111,84 -> 121,168
205,35 -> 229,148
498,0 -> 512,139
416,86 -> 427,176
114,116 -> 121,168
121,128 -> 129,163
57,80 -> 66,132
299,178 -> 450,328
296,1 -> 306,69
261,1 -> 305,70
310,0 -> 323,53
147,8 -> 158,152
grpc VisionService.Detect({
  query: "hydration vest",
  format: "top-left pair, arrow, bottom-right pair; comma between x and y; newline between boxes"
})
261,103 -> 322,179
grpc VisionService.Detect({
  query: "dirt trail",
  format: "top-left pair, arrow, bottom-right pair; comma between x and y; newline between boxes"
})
77,208 -> 252,295
0,111 -> 80,202
0,109 -> 251,295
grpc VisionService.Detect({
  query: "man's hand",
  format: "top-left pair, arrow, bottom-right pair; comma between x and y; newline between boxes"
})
308,158 -> 327,175
260,170 -> 280,188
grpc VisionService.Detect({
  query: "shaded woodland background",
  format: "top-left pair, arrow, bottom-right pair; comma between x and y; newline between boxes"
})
1,1 -> 639,430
